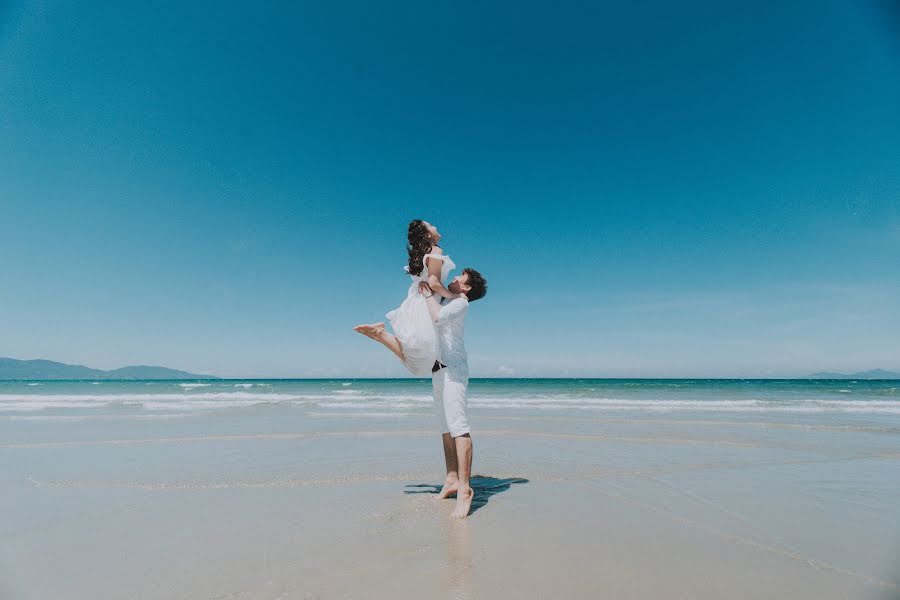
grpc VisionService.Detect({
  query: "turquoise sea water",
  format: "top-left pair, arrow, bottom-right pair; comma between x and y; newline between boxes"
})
2,378 -> 899,448
1,378 -> 898,418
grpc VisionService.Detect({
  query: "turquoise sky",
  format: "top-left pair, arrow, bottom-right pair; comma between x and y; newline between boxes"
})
2,1 -> 899,377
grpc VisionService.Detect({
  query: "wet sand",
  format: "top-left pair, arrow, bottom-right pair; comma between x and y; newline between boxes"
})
2,409 -> 899,599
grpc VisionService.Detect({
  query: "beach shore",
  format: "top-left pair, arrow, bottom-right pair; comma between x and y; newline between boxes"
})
2,380 -> 899,599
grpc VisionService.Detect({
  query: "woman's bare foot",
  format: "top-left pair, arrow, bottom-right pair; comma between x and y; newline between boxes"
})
435,475 -> 459,500
353,322 -> 385,339
450,486 -> 473,519
353,322 -> 406,362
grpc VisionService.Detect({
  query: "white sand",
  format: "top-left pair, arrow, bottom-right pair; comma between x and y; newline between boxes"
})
2,412 -> 899,599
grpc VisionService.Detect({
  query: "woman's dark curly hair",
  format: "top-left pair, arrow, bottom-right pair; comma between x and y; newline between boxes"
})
407,219 -> 434,275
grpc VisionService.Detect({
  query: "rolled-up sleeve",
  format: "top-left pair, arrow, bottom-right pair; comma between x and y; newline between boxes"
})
438,298 -> 468,324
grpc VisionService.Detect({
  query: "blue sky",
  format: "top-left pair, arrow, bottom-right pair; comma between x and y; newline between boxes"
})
1,1 -> 898,377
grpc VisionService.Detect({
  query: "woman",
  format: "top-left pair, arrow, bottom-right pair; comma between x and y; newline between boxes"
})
354,220 -> 461,375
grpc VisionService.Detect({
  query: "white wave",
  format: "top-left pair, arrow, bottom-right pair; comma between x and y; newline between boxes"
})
342,382 -> 353,386
5,413 -> 191,422
0,392 -> 296,413
334,393 -> 431,402
781,400 -> 900,408
179,383 -> 211,388
314,402 -> 421,410
0,388 -> 432,414
3,390 -> 899,415
306,396 -> 900,415
306,411 -> 414,418
27,383 -> 41,386
141,400 -> 280,411
0,392 -> 294,402
465,398 -> 900,414
0,401 -> 116,412
233,383 -> 253,388
284,393 -> 432,403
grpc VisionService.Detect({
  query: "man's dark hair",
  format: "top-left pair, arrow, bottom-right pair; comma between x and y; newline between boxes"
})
462,268 -> 487,301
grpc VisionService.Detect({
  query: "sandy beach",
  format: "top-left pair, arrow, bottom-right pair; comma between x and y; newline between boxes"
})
2,379 -> 899,599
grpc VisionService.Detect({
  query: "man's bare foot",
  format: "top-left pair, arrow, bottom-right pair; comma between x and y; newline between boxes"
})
435,475 -> 459,500
353,322 -> 385,339
450,486 -> 473,519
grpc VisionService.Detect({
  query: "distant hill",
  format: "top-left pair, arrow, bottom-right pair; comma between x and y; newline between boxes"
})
807,369 -> 900,379
0,357 -> 215,380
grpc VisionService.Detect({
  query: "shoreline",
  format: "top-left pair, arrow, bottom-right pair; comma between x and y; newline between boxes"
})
2,380 -> 898,598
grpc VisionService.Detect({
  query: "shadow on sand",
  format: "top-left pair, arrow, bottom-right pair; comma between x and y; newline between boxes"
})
404,476 -> 528,515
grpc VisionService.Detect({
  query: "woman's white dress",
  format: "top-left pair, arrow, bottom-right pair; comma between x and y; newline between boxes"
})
386,252 -> 455,376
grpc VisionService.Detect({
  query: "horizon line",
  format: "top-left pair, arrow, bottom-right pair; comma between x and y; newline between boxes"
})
3,376 -> 899,382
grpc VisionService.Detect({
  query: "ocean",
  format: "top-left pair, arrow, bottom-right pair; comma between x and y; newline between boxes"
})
2,378 -> 899,420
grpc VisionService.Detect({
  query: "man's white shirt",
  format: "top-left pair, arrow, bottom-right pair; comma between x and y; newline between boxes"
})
436,297 -> 468,370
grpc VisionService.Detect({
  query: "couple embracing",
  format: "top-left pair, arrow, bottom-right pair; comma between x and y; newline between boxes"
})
354,220 -> 487,519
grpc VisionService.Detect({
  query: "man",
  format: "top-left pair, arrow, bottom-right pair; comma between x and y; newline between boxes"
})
418,268 -> 487,519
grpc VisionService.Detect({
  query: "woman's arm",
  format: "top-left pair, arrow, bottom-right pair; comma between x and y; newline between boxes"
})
419,282 -> 442,323
424,247 -> 458,299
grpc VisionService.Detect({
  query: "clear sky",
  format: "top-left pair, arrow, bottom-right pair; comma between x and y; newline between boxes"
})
2,1 -> 899,378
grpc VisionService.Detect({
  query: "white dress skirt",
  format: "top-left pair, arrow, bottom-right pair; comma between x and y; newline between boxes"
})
386,252 -> 455,376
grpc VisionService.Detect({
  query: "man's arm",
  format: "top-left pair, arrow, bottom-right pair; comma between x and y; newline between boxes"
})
419,282 -> 468,324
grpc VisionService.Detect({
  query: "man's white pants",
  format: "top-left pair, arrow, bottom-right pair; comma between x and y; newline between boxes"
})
432,367 -> 470,438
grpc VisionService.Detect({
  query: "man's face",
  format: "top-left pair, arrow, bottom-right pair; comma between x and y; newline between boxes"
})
448,273 -> 471,296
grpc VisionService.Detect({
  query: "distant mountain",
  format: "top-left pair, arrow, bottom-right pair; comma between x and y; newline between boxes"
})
0,357 -> 215,380
105,365 -> 212,379
807,369 -> 900,379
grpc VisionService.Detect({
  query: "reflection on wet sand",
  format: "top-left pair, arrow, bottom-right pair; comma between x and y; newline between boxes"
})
443,518 -> 474,600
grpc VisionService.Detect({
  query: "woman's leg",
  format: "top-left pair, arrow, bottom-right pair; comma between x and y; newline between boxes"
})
353,322 -> 405,361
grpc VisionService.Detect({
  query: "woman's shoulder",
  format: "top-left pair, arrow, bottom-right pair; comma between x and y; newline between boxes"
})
424,246 -> 446,263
